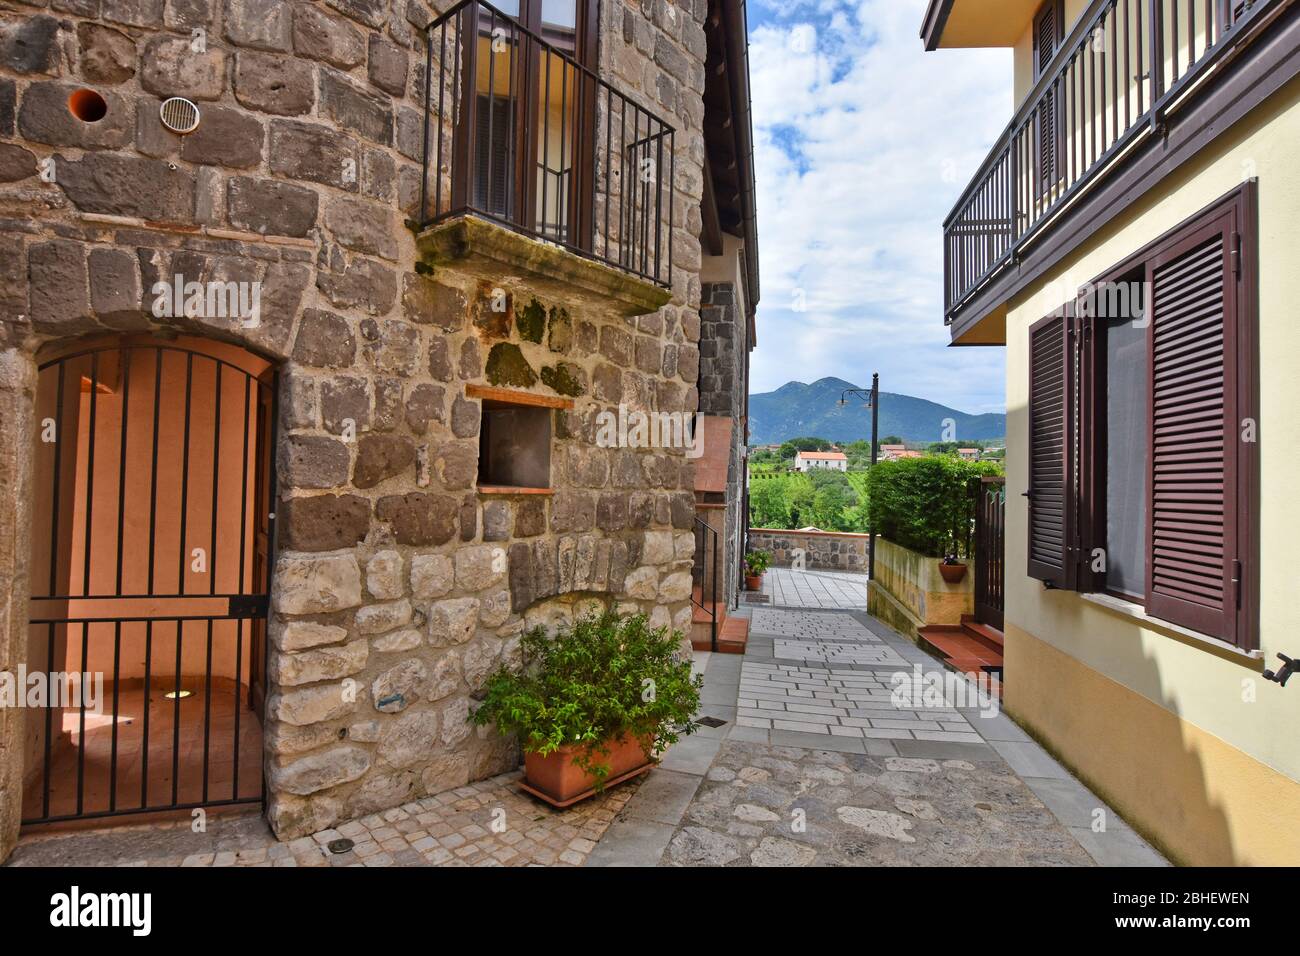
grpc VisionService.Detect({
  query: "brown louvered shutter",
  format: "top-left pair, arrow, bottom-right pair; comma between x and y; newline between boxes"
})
1033,0 -> 1062,195
1145,209 -> 1242,643
1027,305 -> 1078,588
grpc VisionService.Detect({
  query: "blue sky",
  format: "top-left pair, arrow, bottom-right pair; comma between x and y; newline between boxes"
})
745,0 -> 1011,414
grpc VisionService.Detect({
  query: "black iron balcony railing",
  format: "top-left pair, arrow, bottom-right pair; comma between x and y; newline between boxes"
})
943,0 -> 1273,322
419,0 -> 675,287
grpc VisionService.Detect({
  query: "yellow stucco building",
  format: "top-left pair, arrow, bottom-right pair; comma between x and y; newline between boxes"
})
923,0 -> 1300,865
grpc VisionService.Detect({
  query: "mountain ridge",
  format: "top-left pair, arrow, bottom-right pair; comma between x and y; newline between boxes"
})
748,377 -> 1006,445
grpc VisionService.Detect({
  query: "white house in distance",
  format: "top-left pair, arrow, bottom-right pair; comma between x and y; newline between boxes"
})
794,450 -> 848,472
878,444 -> 908,461
956,448 -> 980,461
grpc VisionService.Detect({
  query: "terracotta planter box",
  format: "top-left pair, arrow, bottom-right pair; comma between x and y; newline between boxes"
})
745,574 -> 763,590
519,734 -> 654,808
938,562 -> 968,584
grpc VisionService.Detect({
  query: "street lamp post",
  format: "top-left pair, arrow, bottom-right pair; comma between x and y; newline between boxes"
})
838,372 -> 880,580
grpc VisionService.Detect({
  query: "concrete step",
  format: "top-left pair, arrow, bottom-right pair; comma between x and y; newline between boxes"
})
959,616 -> 1005,651
917,624 -> 1004,697
691,614 -> 748,654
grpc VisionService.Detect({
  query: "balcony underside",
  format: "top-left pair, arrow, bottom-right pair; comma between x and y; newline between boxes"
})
922,0 -> 1043,50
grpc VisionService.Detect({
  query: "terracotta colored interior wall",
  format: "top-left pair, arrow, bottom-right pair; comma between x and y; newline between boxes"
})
23,338 -> 269,791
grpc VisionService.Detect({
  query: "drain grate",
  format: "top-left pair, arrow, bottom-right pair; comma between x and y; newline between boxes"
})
696,716 -> 727,728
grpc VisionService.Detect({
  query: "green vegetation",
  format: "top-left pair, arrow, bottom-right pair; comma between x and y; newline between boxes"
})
748,437 -> 1005,538
866,456 -> 1002,558
925,438 -> 1004,455
749,469 -> 867,533
471,612 -> 702,786
744,549 -> 771,576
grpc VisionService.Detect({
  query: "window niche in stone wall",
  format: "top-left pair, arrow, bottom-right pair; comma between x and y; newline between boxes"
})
467,385 -> 573,494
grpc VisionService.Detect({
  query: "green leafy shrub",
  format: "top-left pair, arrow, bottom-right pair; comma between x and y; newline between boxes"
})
744,549 -> 771,575
470,612 -> 702,786
867,456 -> 1003,558
749,473 -> 793,528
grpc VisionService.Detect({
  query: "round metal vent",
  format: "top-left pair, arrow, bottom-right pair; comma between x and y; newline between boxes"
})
159,96 -> 200,135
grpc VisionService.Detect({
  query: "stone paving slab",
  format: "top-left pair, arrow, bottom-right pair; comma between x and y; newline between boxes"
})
772,638 -> 908,666
761,568 -> 869,610
736,660 -> 981,742
7,771 -> 638,868
659,740 -> 1095,867
750,608 -> 876,639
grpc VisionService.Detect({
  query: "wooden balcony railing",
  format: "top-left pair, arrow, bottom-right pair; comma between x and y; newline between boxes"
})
943,0 -> 1274,322
419,0 -> 675,288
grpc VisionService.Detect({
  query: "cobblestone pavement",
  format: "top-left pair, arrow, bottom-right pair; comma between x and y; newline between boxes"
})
661,741 -> 1094,866
6,771 -> 638,868
760,568 -> 868,609
587,596 -> 1168,867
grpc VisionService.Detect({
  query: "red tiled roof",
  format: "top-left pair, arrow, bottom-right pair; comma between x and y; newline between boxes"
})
797,451 -> 847,460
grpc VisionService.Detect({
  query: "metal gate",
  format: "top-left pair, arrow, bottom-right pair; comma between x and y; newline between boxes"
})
973,476 -> 1006,631
22,336 -> 276,825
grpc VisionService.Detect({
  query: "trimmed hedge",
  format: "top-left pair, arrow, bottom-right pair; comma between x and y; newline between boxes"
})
866,456 -> 1002,558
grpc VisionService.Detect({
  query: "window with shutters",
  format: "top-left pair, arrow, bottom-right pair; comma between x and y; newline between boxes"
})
1027,305 -> 1077,589
1024,184 -> 1257,649
1032,0 -> 1064,198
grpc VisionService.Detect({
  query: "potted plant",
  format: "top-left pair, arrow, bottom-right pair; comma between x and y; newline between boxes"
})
938,551 -> 967,584
744,549 -> 771,590
471,611 -> 702,808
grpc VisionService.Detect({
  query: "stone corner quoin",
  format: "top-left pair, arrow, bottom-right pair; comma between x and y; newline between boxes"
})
0,0 -> 709,842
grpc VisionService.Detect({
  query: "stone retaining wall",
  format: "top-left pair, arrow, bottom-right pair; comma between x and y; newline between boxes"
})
748,528 -> 870,573
866,538 -> 973,640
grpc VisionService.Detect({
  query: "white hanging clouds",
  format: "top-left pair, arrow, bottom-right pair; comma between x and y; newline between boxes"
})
747,0 -> 1010,413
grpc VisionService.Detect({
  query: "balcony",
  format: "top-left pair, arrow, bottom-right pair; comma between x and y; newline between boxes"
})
942,0 -> 1279,324
417,0 -> 676,292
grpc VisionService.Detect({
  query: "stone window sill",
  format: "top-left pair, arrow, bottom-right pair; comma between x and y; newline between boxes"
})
1079,592 -> 1264,664
465,384 -> 573,410
417,215 -> 673,319
477,486 -> 554,496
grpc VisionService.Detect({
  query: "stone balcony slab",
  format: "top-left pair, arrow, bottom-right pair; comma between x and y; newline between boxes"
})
416,215 -> 672,320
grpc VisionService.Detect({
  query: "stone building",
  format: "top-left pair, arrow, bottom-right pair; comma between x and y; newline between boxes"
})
0,0 -> 756,862
689,0 -> 757,650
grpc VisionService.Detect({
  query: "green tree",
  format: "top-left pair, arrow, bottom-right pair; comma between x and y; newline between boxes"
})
778,437 -> 832,460
786,474 -> 816,528
749,476 -> 791,529
844,472 -> 872,532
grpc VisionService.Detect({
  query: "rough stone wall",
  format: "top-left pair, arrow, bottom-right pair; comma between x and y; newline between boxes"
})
699,279 -> 744,607
0,0 -> 707,850
748,529 -> 870,573
699,282 -> 741,419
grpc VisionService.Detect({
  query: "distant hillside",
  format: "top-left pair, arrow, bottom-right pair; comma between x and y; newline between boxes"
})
749,377 -> 1006,445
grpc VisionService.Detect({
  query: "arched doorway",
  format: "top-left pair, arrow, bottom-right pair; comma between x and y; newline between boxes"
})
22,334 -> 276,825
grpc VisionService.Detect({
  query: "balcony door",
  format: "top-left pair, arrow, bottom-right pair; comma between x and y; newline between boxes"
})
466,0 -> 598,249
